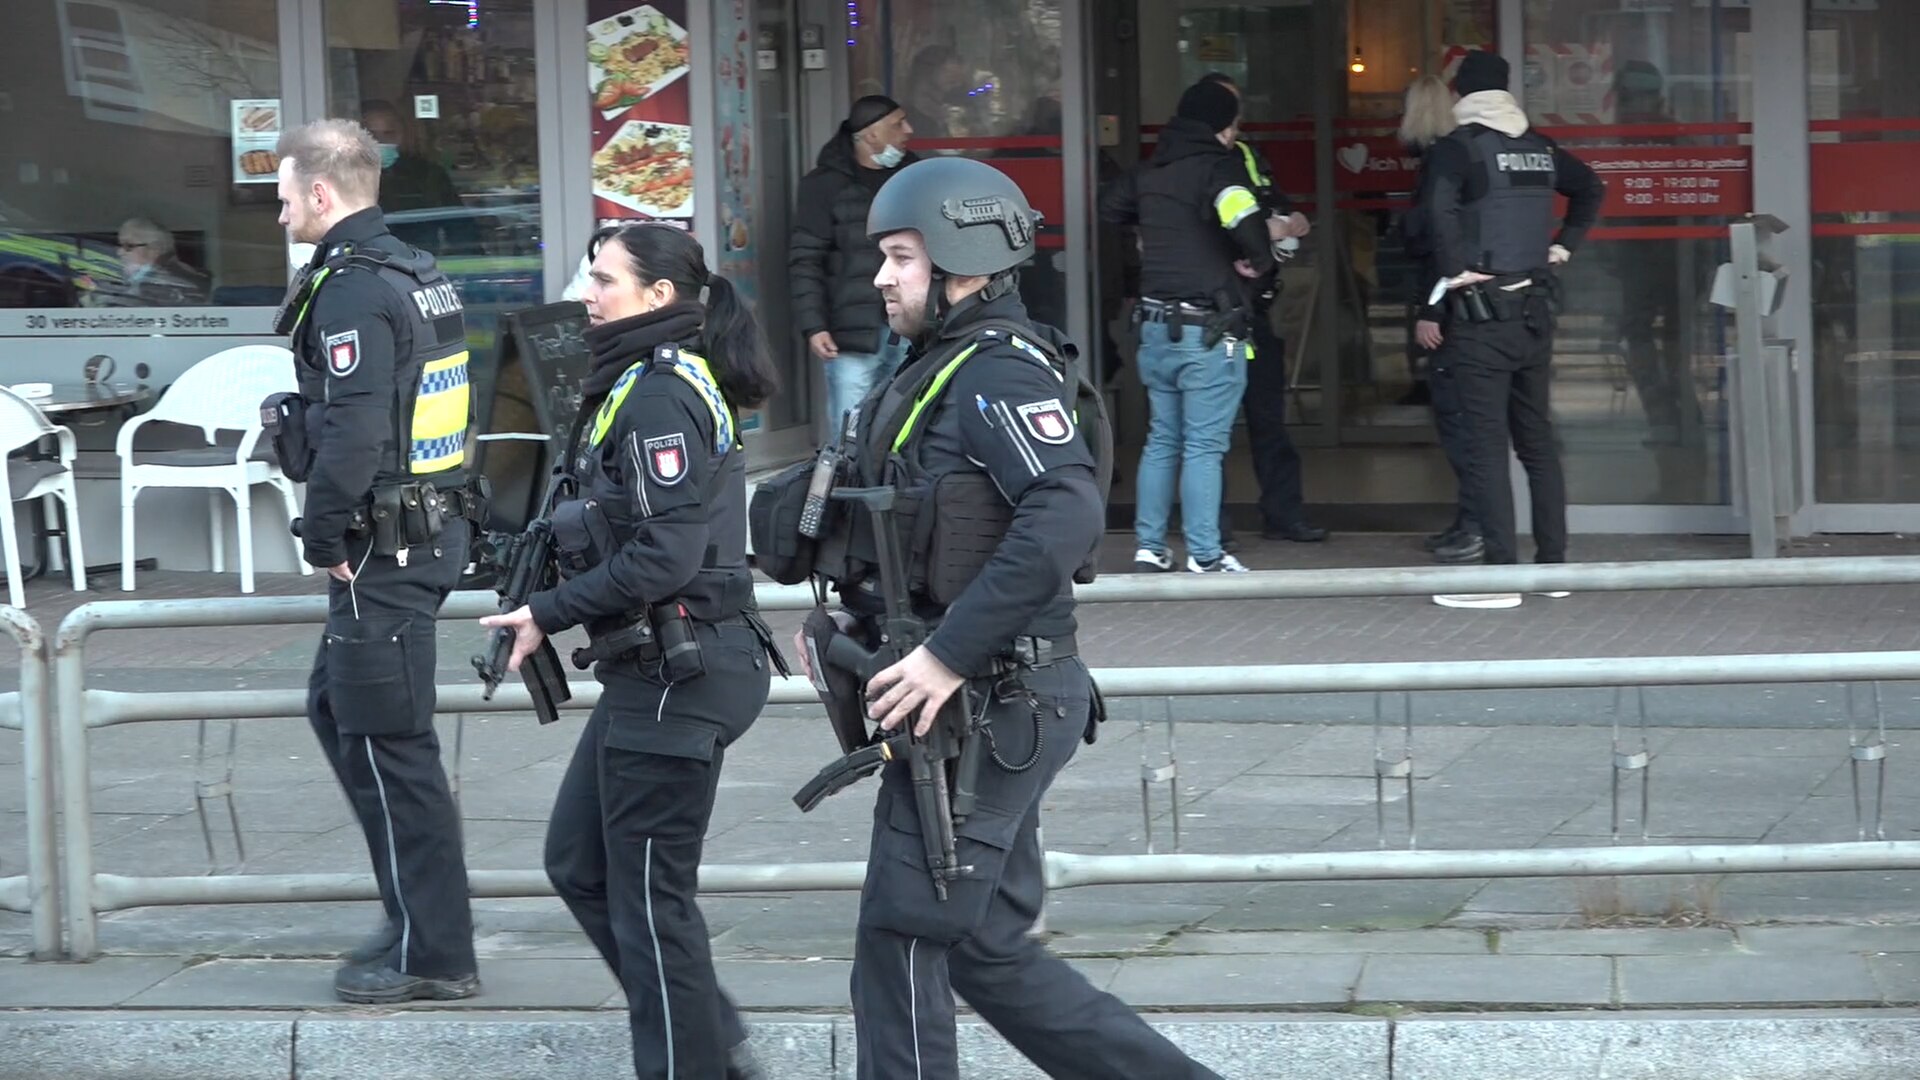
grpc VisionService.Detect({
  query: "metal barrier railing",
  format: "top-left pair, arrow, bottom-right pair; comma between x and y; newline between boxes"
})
48,555 -> 1920,959
0,606 -> 57,959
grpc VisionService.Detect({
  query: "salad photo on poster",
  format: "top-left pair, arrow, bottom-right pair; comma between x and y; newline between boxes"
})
588,1 -> 694,222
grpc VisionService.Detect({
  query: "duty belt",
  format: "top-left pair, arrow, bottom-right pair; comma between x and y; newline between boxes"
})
1136,298 -> 1213,323
998,633 -> 1077,672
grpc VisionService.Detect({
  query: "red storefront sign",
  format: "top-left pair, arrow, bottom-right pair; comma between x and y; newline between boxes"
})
1577,146 -> 1752,217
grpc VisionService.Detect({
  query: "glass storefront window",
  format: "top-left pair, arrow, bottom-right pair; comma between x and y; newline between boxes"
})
1522,0 -> 1749,505
326,0 -> 546,350
0,1 -> 284,309
844,0 -> 1067,329
1807,3 -> 1920,503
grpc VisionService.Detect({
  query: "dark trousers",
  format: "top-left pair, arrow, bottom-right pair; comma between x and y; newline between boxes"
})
545,619 -> 770,1080
851,659 -> 1223,1080
1426,338 -> 1479,535
1434,314 -> 1567,565
307,519 -> 474,977
1240,301 -> 1308,530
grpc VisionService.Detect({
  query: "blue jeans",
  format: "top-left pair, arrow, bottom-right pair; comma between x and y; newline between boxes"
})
1133,319 -> 1248,563
824,335 -> 908,433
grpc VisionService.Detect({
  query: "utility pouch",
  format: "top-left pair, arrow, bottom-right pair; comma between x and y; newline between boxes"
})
368,487 -> 405,556
1453,284 -> 1496,324
651,602 -> 706,683
549,496 -> 617,578
400,484 -> 445,546
748,458 -> 820,585
259,392 -> 313,483
922,471 -> 1012,607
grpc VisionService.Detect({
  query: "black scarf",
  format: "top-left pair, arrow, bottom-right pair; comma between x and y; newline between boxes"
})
581,301 -> 705,397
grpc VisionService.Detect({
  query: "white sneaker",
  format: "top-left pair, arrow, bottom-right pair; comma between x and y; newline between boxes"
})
1533,590 -> 1572,599
1134,548 -> 1174,572
1188,554 -> 1249,573
1432,592 -> 1523,610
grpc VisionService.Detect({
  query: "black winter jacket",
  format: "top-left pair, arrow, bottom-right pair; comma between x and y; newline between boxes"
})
788,134 -> 917,356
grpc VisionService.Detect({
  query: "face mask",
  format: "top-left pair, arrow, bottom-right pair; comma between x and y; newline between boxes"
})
377,143 -> 400,169
871,142 -> 905,169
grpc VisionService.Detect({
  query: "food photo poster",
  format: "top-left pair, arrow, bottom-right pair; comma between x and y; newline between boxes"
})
588,1 -> 695,226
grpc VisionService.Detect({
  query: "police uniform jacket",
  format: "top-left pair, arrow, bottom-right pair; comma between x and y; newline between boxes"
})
527,303 -> 752,638
1423,94 -> 1605,279
1098,116 -> 1275,305
292,207 -> 471,569
846,290 -> 1101,678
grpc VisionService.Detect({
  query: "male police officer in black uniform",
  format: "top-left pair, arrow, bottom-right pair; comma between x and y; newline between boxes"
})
1200,71 -> 1325,546
273,119 -> 482,1001
1422,52 -> 1604,609
793,156 -> 1224,1079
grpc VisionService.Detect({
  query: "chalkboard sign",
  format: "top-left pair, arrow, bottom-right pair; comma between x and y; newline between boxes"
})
470,301 -> 592,534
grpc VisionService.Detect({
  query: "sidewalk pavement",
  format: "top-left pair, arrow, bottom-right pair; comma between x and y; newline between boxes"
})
6,533 -> 1920,1077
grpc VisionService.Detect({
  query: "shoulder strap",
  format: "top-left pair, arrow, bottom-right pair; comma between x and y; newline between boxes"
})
647,343 -> 736,510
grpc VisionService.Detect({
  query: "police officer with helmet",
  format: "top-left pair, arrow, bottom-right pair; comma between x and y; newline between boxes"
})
478,223 -> 783,1080
271,118 -> 487,1002
789,156 -> 1225,1079
1422,51 -> 1604,610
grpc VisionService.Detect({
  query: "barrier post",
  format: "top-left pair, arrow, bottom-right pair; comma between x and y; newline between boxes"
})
0,607 -> 57,958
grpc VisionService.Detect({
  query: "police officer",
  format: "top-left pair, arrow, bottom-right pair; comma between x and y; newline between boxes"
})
479,224 -> 781,1080
1101,78 -> 1276,574
1199,72 -> 1326,547
272,120 -> 483,1003
1422,51 -> 1604,609
794,156 -> 1225,1079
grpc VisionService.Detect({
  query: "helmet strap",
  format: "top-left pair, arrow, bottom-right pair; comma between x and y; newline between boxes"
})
978,269 -> 1019,303
916,269 -> 950,346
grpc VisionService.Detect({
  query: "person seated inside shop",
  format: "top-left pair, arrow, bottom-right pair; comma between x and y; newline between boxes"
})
79,218 -> 211,307
361,100 -> 484,257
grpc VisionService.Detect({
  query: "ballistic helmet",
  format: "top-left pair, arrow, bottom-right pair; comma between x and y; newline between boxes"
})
866,156 -> 1037,278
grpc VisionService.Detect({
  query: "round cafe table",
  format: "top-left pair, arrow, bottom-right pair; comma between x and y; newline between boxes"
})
10,382 -> 153,582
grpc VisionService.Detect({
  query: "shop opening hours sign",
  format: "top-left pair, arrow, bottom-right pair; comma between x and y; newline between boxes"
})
1581,146 -> 1752,217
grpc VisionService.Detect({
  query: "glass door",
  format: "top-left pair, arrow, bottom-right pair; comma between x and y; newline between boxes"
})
323,0 -> 548,361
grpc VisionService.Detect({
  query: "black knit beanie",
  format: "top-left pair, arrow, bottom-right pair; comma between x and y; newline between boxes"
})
1176,80 -> 1239,134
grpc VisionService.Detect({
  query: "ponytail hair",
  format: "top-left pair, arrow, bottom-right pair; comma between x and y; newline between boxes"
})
603,224 -> 780,409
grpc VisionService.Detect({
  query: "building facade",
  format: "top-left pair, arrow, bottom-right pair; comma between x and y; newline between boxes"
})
0,0 -> 1911,553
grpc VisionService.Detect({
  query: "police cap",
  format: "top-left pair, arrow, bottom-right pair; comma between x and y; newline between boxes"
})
866,156 -> 1037,278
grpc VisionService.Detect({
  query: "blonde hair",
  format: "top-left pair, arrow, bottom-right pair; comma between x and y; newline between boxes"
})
1397,75 -> 1457,150
276,119 -> 381,207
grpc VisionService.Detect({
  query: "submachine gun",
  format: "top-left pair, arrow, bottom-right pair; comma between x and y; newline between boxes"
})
471,473 -> 574,725
791,486 -> 987,901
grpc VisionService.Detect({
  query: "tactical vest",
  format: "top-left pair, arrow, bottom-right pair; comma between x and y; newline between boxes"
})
294,245 -> 471,480
552,344 -> 752,622
1452,125 -> 1559,276
846,321 -> 1111,604
1237,140 -> 1275,204
1135,150 -> 1258,304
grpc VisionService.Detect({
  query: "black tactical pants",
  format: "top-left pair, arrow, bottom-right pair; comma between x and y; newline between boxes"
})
1425,324 -> 1479,535
545,618 -> 770,1080
1432,309 -> 1567,565
307,518 -> 474,978
1238,298 -> 1308,531
851,658 -> 1224,1080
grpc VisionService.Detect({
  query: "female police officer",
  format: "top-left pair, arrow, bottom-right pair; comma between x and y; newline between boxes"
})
480,224 -> 779,1080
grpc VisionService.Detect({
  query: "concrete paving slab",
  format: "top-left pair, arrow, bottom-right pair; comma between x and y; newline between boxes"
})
1357,954 -> 1613,1006
0,1012 -> 293,1080
1203,880 -> 1482,931
1166,929 -> 1490,956
946,1015 -> 1390,1080
1393,1012 -> 1920,1080
122,958 -> 341,1008
0,956 -> 184,1006
1240,725 -> 1494,779
1619,953 -> 1880,1006
1739,924 -> 1920,955
1867,954 -> 1920,1004
1497,927 -> 1738,955
1106,953 -> 1362,1007
294,1013 -> 834,1080
715,958 -> 854,1009
1717,871 -> 1920,922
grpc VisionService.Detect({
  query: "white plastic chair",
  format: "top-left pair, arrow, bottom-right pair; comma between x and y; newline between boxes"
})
0,387 -> 87,607
117,345 -> 311,593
